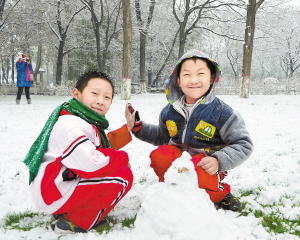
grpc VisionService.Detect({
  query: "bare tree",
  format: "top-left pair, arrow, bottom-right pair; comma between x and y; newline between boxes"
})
33,43 -> 42,84
11,53 -> 15,83
42,0 -> 86,85
134,0 -> 156,93
80,0 -> 122,71
1,57 -> 9,83
240,0 -> 264,99
225,38 -> 242,81
150,0 -> 241,86
172,0 -> 241,58
280,27 -> 300,78
121,0 -> 132,100
173,0 -> 210,58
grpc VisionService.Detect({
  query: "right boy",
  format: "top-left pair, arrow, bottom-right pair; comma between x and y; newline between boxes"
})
126,50 -> 253,211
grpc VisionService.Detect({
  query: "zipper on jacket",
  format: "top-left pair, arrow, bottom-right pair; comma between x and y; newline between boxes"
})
173,96 -> 202,145
181,106 -> 191,144
181,100 -> 200,144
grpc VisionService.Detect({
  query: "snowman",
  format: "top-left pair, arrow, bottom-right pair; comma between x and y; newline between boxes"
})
132,151 -> 236,240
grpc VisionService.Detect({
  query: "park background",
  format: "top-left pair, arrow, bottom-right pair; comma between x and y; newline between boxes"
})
1,0 -> 300,97
1,0 -> 300,239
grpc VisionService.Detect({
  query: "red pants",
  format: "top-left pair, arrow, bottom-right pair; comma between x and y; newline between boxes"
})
150,145 -> 230,203
53,166 -> 133,231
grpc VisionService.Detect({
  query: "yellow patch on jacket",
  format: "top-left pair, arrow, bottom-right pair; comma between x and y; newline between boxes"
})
166,120 -> 178,137
195,120 -> 216,138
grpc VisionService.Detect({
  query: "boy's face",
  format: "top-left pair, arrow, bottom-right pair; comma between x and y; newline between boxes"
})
72,78 -> 113,116
177,58 -> 214,104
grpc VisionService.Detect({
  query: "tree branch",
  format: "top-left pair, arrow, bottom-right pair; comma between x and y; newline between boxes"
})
196,26 -> 244,41
172,0 -> 181,24
0,0 -> 21,31
255,0 -> 265,12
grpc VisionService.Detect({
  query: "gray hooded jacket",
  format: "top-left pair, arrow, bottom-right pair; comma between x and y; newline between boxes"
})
133,50 -> 253,172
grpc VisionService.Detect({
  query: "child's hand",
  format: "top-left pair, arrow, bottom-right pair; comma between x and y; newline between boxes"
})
125,103 -> 135,132
197,156 -> 219,175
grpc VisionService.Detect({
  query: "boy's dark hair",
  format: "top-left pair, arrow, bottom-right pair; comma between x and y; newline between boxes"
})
177,57 -> 216,77
75,70 -> 115,98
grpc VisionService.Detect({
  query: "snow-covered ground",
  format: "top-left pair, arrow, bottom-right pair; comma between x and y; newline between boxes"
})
0,93 -> 300,240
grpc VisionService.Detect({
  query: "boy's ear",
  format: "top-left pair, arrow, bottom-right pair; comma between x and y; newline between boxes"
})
72,88 -> 80,99
177,77 -> 181,87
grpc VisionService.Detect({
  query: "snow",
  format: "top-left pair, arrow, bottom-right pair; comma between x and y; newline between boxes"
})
1,93 -> 300,239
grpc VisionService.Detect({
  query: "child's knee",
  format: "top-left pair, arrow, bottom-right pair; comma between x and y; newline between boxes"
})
150,145 -> 182,166
121,165 -> 134,185
149,145 -> 183,181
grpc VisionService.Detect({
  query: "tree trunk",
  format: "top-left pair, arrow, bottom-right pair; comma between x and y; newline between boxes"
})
240,0 -> 264,98
90,7 -> 102,71
289,53 -> 294,78
0,0 -> 6,21
5,58 -> 9,84
1,63 -> 5,83
11,54 -> 14,83
139,32 -> 147,93
34,44 -> 42,84
135,0 -> 156,94
56,40 -> 65,86
95,27 -> 102,71
178,26 -> 186,58
1,59 -> 8,83
121,0 -> 132,100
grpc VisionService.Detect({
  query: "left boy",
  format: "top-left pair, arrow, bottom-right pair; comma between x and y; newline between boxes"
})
24,70 -> 133,233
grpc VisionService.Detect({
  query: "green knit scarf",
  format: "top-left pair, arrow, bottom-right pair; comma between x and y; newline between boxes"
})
23,98 -> 110,184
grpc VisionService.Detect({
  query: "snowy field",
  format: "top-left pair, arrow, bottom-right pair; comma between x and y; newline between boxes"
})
0,93 -> 300,240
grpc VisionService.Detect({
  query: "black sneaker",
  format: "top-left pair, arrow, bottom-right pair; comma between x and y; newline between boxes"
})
92,219 -> 109,231
56,214 -> 87,233
214,192 -> 241,211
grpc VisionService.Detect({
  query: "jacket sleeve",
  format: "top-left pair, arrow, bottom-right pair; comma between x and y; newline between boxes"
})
29,63 -> 33,71
132,110 -> 170,146
60,127 -> 129,179
212,110 -> 253,172
107,124 -> 132,150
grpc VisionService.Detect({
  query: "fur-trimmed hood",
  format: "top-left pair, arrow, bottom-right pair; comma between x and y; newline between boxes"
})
165,50 -> 221,105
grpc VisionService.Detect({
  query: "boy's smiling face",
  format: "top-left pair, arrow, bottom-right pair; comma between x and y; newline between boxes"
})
177,58 -> 214,104
72,78 -> 113,116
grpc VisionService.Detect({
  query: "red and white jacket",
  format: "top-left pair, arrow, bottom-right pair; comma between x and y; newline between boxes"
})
31,112 -> 132,214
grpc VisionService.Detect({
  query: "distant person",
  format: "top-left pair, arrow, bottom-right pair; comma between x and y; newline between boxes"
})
126,49 -> 253,211
16,52 -> 32,104
24,70 -> 133,233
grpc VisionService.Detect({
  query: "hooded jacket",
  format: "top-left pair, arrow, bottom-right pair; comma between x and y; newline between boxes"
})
133,50 -> 253,172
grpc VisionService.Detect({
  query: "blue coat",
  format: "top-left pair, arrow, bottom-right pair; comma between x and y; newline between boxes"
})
16,61 -> 32,87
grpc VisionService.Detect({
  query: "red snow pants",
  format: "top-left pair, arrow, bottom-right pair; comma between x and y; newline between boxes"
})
53,166 -> 133,231
150,145 -> 230,203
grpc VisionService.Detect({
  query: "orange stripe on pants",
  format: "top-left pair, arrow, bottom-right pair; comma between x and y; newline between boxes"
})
150,145 -> 230,203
